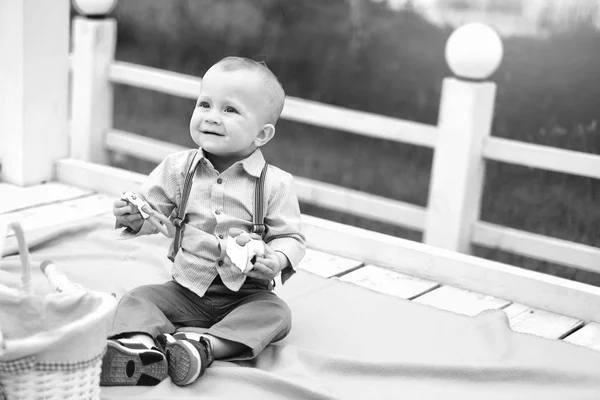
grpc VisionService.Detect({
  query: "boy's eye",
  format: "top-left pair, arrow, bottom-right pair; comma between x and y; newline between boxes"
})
198,101 -> 210,108
224,106 -> 238,114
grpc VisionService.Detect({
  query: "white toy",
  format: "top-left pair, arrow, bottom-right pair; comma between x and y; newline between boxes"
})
120,192 -> 175,238
226,228 -> 265,273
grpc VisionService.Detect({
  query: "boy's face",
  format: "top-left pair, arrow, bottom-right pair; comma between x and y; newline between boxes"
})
189,66 -> 273,159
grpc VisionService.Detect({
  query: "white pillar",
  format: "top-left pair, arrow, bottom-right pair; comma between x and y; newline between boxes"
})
69,15 -> 116,164
423,23 -> 504,253
0,0 -> 70,186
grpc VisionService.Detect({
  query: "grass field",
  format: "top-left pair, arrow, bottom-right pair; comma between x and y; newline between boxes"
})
108,0 -> 600,286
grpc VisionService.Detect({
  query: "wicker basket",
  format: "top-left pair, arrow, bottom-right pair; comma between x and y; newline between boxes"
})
0,220 -> 116,400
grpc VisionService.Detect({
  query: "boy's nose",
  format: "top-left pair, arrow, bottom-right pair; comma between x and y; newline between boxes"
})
204,113 -> 220,124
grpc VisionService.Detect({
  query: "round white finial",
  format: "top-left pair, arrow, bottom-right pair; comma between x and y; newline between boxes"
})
72,0 -> 117,17
445,22 -> 503,80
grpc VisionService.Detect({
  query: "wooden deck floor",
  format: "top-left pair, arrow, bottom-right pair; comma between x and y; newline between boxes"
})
2,181 -> 600,352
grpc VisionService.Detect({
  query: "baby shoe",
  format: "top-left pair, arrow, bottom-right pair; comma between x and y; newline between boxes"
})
100,338 -> 168,386
156,333 -> 208,386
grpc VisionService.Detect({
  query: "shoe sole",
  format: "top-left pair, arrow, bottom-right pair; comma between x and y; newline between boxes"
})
163,338 -> 202,386
173,332 -> 211,368
100,341 -> 168,386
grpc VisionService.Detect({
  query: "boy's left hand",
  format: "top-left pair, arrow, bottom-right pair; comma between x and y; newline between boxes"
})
245,244 -> 287,280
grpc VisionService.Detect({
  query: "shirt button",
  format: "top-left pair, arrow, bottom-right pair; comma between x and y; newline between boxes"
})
217,178 -> 223,184
218,260 -> 224,266
215,210 -> 221,215
218,234 -> 224,239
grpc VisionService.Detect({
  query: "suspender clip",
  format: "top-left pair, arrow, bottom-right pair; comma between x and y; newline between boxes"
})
251,224 -> 267,236
173,217 -> 184,228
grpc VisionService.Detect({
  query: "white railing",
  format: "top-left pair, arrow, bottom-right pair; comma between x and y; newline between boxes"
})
3,1 -> 600,321
62,15 -> 600,275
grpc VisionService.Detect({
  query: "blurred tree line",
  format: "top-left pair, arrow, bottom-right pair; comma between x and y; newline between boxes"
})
113,0 -> 600,153
114,0 -> 447,122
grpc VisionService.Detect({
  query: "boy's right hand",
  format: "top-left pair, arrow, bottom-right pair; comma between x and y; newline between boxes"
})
113,199 -> 144,232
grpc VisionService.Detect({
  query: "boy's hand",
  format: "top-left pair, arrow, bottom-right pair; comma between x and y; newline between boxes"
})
245,244 -> 288,280
113,199 -> 144,232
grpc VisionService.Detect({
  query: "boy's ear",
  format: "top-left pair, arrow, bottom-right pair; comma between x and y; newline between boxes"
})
254,124 -> 275,147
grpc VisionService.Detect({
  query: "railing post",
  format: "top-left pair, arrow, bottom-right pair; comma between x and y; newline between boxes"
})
424,23 -> 503,253
0,0 -> 70,185
70,0 -> 117,164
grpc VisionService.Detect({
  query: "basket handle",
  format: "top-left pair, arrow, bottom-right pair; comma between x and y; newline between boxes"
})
0,219 -> 32,296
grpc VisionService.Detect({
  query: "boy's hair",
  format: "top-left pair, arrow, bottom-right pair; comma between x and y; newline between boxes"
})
214,57 -> 285,125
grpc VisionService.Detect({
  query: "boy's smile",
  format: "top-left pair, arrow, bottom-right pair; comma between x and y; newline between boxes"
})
200,130 -> 223,136
189,66 -> 275,168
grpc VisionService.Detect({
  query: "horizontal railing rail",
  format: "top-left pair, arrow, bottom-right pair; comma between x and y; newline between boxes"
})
108,61 -> 439,148
484,137 -> 600,179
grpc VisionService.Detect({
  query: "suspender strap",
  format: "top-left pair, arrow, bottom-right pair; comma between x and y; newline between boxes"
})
171,153 -> 200,259
170,157 -> 269,260
251,164 -> 269,236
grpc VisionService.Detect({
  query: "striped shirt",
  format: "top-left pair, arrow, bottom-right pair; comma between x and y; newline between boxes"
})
118,148 -> 306,296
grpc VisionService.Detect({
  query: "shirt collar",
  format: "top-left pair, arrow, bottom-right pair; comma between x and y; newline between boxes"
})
197,148 -> 265,178
240,148 -> 266,177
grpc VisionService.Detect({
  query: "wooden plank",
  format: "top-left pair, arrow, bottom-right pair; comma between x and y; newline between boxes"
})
484,136 -> 600,180
301,215 -> 600,323
472,221 -> 600,275
294,177 -> 426,231
55,158 -> 146,196
298,248 -> 363,278
412,285 -> 510,316
0,184 -> 26,211
563,323 -> 600,351
341,264 -> 439,300
503,303 -> 584,340
0,182 -> 93,214
1,194 -> 113,255
108,62 -> 438,148
106,129 -> 187,163
282,97 -> 438,148
109,61 -> 200,99
3,193 -> 112,232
